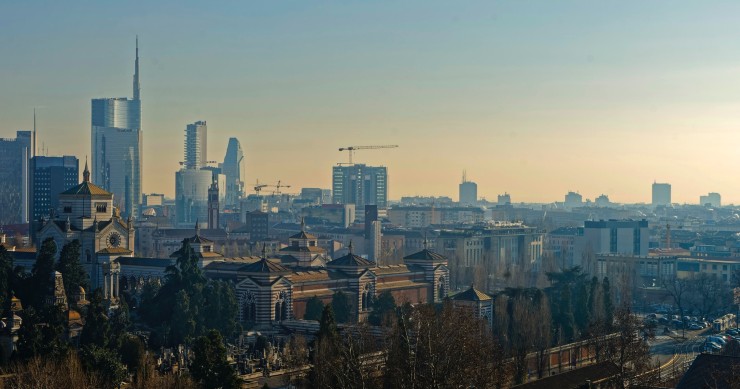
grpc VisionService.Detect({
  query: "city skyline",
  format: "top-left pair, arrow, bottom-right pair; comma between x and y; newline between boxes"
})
3,2 -> 740,204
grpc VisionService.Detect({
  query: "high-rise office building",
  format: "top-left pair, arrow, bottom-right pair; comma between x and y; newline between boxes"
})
91,38 -> 142,218
185,121 -> 207,170
652,182 -> 671,206
221,137 -> 245,208
700,192 -> 721,208
29,156 -> 79,222
332,164 -> 388,208
564,191 -> 583,208
0,131 -> 34,225
458,171 -> 477,205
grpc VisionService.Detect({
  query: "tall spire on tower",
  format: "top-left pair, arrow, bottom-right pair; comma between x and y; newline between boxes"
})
133,36 -> 140,101
83,157 -> 90,182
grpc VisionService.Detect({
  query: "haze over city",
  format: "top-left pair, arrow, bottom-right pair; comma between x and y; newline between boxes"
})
4,1 -> 740,203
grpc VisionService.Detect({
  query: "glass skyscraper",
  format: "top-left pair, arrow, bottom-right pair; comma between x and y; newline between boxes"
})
0,131 -> 34,225
221,137 -> 245,209
91,38 -> 142,218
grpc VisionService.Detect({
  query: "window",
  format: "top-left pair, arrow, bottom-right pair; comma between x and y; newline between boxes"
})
95,203 -> 107,213
63,206 -> 72,213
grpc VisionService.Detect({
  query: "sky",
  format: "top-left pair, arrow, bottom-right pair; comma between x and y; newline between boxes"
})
2,1 -> 740,204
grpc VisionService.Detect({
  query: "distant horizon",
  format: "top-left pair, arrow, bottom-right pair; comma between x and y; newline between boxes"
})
3,1 -> 740,204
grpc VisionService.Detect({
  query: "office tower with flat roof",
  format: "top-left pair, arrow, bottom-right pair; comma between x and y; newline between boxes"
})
0,131 -> 34,225
185,121 -> 207,170
29,156 -> 79,222
332,164 -> 388,209
221,137 -> 245,208
700,192 -> 721,207
652,182 -> 671,206
91,38 -> 142,218
458,171 -> 477,205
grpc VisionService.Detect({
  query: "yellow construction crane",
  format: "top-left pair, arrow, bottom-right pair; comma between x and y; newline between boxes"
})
338,145 -> 399,165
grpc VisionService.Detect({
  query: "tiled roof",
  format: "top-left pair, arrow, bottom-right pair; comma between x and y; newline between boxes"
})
403,249 -> 446,262
290,230 -> 317,240
240,258 -> 290,274
372,265 -> 411,275
327,252 -> 375,268
289,270 -> 332,283
451,285 -> 492,302
117,257 -> 171,267
97,247 -> 132,255
61,181 -> 112,196
279,246 -> 325,253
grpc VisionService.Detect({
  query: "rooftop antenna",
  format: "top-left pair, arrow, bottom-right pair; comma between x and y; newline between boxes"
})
33,108 -> 36,157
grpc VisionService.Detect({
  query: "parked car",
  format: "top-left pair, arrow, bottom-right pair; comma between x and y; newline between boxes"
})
705,342 -> 722,353
658,317 -> 669,325
671,319 -> 683,328
707,336 -> 727,346
688,323 -> 702,330
726,329 -> 739,336
647,313 -> 657,319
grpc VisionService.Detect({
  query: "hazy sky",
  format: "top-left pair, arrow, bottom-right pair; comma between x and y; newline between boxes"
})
3,1 -> 740,204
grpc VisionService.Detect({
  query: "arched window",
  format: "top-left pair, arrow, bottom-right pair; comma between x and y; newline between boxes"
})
85,250 -> 91,263
275,302 -> 282,321
438,277 -> 446,300
281,301 -> 288,321
361,292 -> 367,311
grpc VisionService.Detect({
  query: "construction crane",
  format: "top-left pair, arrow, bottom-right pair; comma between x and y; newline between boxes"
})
253,180 -> 291,195
338,145 -> 398,165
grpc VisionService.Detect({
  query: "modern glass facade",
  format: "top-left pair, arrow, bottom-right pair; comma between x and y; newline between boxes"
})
185,121 -> 207,170
29,156 -> 79,222
0,131 -> 33,225
222,137 -> 245,209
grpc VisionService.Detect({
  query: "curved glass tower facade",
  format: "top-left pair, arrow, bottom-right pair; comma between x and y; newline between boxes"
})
222,137 -> 245,209
91,39 -> 142,218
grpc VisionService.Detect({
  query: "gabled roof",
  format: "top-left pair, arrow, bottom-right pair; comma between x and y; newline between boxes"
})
290,230 -> 317,240
189,234 -> 213,244
327,252 -> 375,268
451,285 -> 491,302
239,258 -> 290,274
61,181 -> 112,197
676,353 -> 740,389
514,361 -> 620,389
403,249 -> 446,262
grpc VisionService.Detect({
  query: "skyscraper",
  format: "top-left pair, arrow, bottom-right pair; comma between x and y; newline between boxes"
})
332,164 -> 388,208
91,38 -> 142,218
458,171 -> 477,205
185,121 -> 208,170
652,182 -> 671,206
29,156 -> 79,222
221,137 -> 245,208
0,131 -> 34,225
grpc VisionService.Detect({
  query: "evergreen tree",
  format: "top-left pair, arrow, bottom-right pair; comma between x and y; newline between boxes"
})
80,289 -> 111,348
368,290 -> 396,326
15,305 -> 69,360
559,283 -> 575,342
574,281 -> 590,336
603,277 -> 614,329
190,330 -> 241,389
303,296 -> 324,321
331,290 -> 352,324
29,238 -> 56,309
171,290 -> 195,345
81,344 -> 127,389
56,239 -> 89,300
203,280 -> 238,336
0,245 -> 14,311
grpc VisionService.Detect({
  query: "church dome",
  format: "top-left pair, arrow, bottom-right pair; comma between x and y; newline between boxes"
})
68,310 -> 81,322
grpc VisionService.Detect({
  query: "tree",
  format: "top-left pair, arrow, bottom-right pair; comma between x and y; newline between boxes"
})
80,345 -> 127,389
203,280 -> 239,336
28,238 -> 56,309
80,289 -> 111,348
56,240 -> 89,300
603,277 -> 614,330
310,305 -> 342,388
558,283 -> 576,342
604,305 -> 655,385
574,281 -> 590,336
331,291 -> 352,324
15,305 -> 69,361
190,330 -> 241,389
171,290 -> 195,345
662,276 -> 690,337
0,245 -> 14,312
368,290 -> 396,326
303,296 -> 324,321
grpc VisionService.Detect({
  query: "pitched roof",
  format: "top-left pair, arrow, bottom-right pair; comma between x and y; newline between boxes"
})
403,249 -> 446,262
676,353 -> 740,389
451,285 -> 492,302
189,234 -> 213,244
116,257 -> 172,267
61,181 -> 112,196
327,252 -> 375,268
240,258 -> 290,274
514,361 -> 620,389
290,230 -> 317,240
